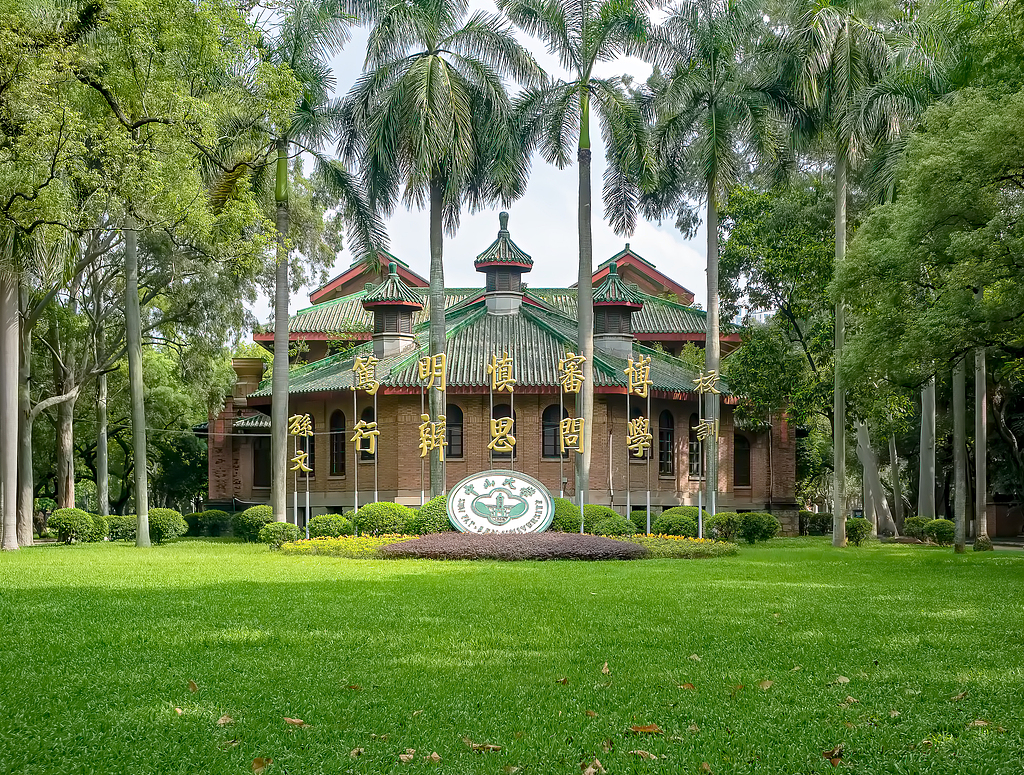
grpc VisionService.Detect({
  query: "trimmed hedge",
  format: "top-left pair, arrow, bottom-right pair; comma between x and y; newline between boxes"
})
653,510 -> 698,537
182,511 -> 202,537
804,511 -> 833,535
379,533 -> 648,561
739,512 -> 781,544
593,514 -> 636,536
903,516 -> 929,539
550,498 -> 582,532
582,504 -> 617,534
924,518 -> 955,545
354,502 -> 416,536
629,509 -> 656,533
707,511 -> 741,541
148,508 -> 188,543
617,534 -> 739,559
845,517 -> 872,546
259,521 -> 302,549
280,534 -> 414,558
49,508 -> 94,543
233,505 -> 275,542
308,514 -> 355,538
107,515 -> 137,541
88,513 -> 108,542
412,495 -> 453,534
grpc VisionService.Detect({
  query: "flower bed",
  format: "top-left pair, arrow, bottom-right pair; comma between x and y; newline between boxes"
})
378,532 -> 648,560
279,534 -> 415,558
615,534 -> 739,559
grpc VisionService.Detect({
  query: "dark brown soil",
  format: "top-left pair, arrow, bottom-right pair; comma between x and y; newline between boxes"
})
378,532 -> 649,561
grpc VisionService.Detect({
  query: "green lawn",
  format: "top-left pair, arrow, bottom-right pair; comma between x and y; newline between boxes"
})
1,539 -> 1022,774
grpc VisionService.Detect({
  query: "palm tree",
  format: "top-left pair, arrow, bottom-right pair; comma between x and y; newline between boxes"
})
340,0 -> 543,496
642,0 -> 790,517
497,0 -> 652,508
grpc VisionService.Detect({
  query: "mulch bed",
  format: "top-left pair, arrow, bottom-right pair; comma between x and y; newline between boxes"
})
378,532 -> 649,561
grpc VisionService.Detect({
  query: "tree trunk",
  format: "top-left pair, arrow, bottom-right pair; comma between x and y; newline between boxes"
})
0,271 -> 18,550
888,432 -> 903,530
856,419 -> 897,536
918,376 -> 936,518
833,153 -> 847,546
55,397 -> 77,509
428,176 -> 446,497
97,368 -> 109,517
271,138 -> 290,522
704,178 -> 721,516
953,357 -> 966,553
576,93 -> 594,508
975,345 -> 988,543
17,280 -> 34,545
125,214 -> 151,546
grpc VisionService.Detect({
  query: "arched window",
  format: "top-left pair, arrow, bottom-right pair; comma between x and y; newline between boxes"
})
629,405 -> 651,459
542,404 -> 569,458
253,435 -> 270,488
688,413 -> 703,479
446,403 -> 464,459
659,410 -> 675,476
360,406 -> 376,461
734,434 -> 751,487
330,410 -> 346,476
296,416 -> 315,478
491,403 -> 517,460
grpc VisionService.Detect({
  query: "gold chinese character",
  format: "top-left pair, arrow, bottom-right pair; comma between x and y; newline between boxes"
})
289,449 -> 312,473
487,352 -> 516,393
417,353 -> 447,391
418,413 -> 447,461
558,417 -> 584,453
624,355 -> 652,398
694,419 -> 718,441
488,417 -> 516,453
351,419 -> 380,455
351,354 -> 380,395
287,413 -> 312,437
692,369 -> 721,395
626,416 -> 653,458
558,352 -> 586,393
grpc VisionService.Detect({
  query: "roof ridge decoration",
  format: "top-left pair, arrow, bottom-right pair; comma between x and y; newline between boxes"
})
361,262 -> 424,309
593,261 -> 644,308
475,211 -> 533,270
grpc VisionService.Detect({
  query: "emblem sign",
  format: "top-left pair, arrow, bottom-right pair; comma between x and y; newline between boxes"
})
447,470 -> 555,534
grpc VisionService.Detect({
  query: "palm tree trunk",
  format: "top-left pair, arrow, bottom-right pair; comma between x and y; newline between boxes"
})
832,153 -> 847,547
97,369 -> 109,517
576,93 -> 595,508
272,139 -> 290,522
0,271 -> 18,550
888,432 -> 902,530
975,345 -> 988,543
428,175 -> 445,497
918,376 -> 936,518
704,179 -> 721,516
17,279 -> 34,545
125,214 -> 151,547
953,356 -> 966,553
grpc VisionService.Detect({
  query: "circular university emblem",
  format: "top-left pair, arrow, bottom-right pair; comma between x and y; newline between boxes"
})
447,470 -> 555,534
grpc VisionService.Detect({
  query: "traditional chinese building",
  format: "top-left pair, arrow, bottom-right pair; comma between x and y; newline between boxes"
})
207,213 -> 800,533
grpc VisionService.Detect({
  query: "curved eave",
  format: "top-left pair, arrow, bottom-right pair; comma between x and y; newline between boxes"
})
474,259 -> 533,271
361,300 -> 423,312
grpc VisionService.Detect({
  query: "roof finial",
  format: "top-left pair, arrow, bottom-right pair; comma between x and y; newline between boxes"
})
625,242 -> 630,251
499,211 -> 509,233
388,261 -> 398,275
609,261 -> 618,275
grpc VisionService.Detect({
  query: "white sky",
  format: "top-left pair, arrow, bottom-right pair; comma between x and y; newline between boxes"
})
251,2 -> 708,322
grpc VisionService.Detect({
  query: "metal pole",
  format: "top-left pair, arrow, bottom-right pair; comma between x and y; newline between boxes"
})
353,389 -> 358,515
373,391 -> 378,503
292,436 -> 297,526
420,384 -> 425,507
489,377 -> 494,470
626,392 -> 631,518
559,390 -> 564,498
304,478 -> 310,538
646,392 -> 651,535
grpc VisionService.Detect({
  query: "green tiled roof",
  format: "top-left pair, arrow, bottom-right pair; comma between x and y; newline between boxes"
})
593,262 -> 644,307
474,211 -> 533,269
362,262 -> 423,308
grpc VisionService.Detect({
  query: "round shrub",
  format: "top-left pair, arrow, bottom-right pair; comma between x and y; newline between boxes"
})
198,509 -> 233,537
308,513 -> 355,538
259,521 -> 302,549
48,508 -> 94,543
147,508 -> 188,543
412,496 -> 453,534
798,509 -> 814,535
593,514 -> 636,536
845,517 -> 872,546
354,501 -> 415,536
107,515 -> 137,541
653,510 -> 698,537
924,518 -> 955,545
233,505 -> 275,542
706,511 -> 740,541
630,509 -> 656,533
549,497 -> 582,532
804,511 -> 833,535
902,516 -> 929,540
88,513 -> 108,542
739,512 -> 781,544
583,504 -> 618,534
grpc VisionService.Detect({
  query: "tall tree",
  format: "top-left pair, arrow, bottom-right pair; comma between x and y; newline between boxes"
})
500,0 -> 651,506
342,0 -> 542,496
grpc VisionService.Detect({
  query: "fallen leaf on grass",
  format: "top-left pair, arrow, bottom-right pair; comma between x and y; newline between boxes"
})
730,685 -> 744,699
412,709 -> 423,717
844,696 -> 859,704
951,690 -> 968,701
252,757 -> 272,773
283,717 -> 309,728
217,714 -> 233,726
822,744 -> 843,767
687,724 -> 700,733
629,750 -> 658,759
889,710 -> 900,718
188,680 -> 198,693
601,739 -> 613,752
967,720 -> 989,728
586,710 -> 598,718
502,767 -> 520,774
628,724 -> 663,735
425,752 -> 441,763
399,749 -> 415,764
219,739 -> 239,749
347,684 -> 362,691
601,662 -> 610,675
701,763 -> 712,773
350,748 -> 364,758
581,757 -> 606,775
843,722 -> 855,729
758,680 -> 774,690
174,707 -> 183,716
790,665 -> 802,672
678,682 -> 696,690
463,737 -> 501,752
689,654 -> 702,661
836,676 -> 850,685
557,677 -> 569,685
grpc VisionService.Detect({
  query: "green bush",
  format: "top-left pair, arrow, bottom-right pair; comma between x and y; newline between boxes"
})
593,514 -> 636,536
88,513 -> 108,542
259,521 -> 302,549
198,509 -> 233,537
182,511 -> 202,537
798,510 -> 814,535
233,505 -> 275,542
107,515 -> 137,541
280,534 -> 413,558
739,512 -> 781,544
706,511 -> 741,541
583,504 -> 618,534
549,497 -> 582,532
903,516 -> 929,539
48,508 -> 94,543
308,514 -> 355,538
924,518 -> 955,545
804,511 -> 833,535
147,508 -> 188,543
354,502 -> 415,536
412,495 -> 453,534
629,509 -> 656,533
845,517 -> 872,546
653,510 -> 698,537
615,535 -> 739,559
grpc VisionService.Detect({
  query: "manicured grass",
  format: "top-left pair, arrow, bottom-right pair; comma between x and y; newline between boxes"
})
1,538 -> 1022,774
